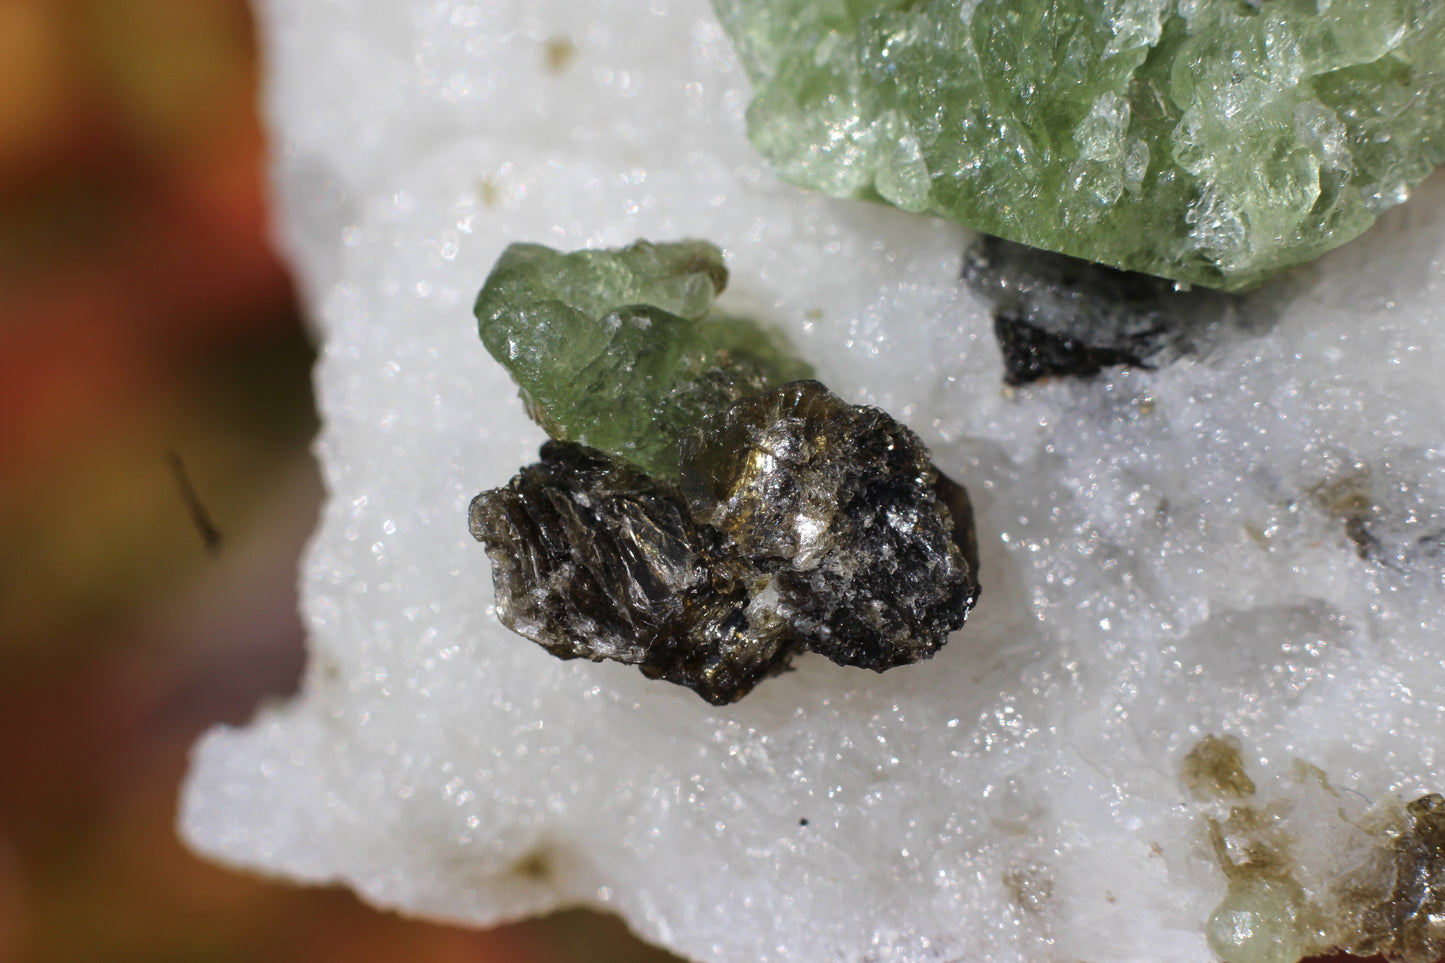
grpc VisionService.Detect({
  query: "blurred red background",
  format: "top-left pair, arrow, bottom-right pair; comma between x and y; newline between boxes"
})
0,2 -> 679,960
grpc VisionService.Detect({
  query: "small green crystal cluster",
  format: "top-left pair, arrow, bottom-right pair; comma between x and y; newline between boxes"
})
475,240 -> 811,477
713,0 -> 1445,290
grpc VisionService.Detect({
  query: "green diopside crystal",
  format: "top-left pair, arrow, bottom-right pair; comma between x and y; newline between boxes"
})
474,240 -> 812,477
712,0 -> 1445,290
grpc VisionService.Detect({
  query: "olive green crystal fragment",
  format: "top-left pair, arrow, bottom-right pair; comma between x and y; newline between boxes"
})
475,240 -> 812,477
712,0 -> 1445,290
1182,734 -> 1257,802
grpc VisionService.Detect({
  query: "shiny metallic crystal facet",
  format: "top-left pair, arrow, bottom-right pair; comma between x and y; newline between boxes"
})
471,382 -> 980,704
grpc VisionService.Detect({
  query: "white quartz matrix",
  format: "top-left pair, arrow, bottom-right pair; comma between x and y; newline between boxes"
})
181,1 -> 1445,960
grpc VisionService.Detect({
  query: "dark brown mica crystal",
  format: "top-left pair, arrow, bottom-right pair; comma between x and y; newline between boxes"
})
679,380 -> 978,671
469,440 -> 798,705
1348,793 -> 1445,962
470,380 -> 980,704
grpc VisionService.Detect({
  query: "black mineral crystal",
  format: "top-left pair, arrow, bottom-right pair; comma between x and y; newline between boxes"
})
963,235 -> 1281,387
470,380 -> 980,704
679,381 -> 979,671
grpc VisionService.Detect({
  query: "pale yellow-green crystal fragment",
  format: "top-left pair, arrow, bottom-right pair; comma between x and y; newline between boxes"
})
713,0 -> 1445,290
474,240 -> 812,477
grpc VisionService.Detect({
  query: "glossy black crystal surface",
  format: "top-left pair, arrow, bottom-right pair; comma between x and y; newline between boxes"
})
963,235 -> 1277,386
470,381 -> 980,704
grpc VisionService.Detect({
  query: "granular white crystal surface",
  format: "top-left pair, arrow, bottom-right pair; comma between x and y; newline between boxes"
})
181,2 -> 1445,961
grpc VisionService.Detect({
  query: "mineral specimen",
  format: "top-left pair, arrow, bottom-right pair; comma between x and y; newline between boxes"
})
678,380 -> 979,670
468,440 -> 799,705
714,0 -> 1445,290
470,380 -> 980,704
471,240 -> 977,702
1193,737 -> 1445,963
962,235 -> 1278,385
180,1 -> 1445,959
1181,733 -> 1256,802
1347,793 -> 1445,962
474,239 -> 812,478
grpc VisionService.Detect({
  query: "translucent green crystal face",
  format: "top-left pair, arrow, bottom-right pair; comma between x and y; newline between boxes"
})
713,0 -> 1445,290
474,240 -> 812,477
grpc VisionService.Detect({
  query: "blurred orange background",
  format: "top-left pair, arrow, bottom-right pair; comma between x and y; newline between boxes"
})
0,2 -> 679,960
